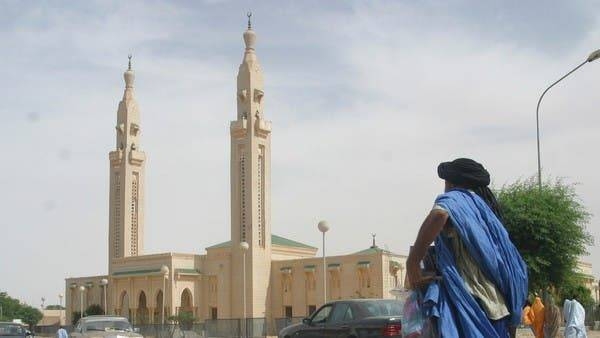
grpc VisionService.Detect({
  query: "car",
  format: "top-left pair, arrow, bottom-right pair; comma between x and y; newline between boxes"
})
0,322 -> 33,338
278,299 -> 403,338
71,316 -> 142,338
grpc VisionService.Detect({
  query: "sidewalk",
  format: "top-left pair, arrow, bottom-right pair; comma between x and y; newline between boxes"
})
516,327 -> 600,337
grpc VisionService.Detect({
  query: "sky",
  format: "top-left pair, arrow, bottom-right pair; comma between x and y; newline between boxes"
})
1,0 -> 600,308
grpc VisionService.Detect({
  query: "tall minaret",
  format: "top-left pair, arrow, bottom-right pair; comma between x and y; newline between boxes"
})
108,56 -> 146,272
230,14 -> 272,318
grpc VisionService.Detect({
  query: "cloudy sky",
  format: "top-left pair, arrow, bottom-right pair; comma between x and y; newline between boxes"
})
1,0 -> 600,307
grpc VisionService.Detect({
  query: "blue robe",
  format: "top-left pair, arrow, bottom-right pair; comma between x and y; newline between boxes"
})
424,189 -> 528,338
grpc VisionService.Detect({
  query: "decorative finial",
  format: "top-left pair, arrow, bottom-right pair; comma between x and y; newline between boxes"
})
128,54 -> 132,71
371,233 -> 377,248
247,11 -> 252,29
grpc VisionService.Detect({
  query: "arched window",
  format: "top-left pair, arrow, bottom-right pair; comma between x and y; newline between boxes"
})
180,288 -> 193,314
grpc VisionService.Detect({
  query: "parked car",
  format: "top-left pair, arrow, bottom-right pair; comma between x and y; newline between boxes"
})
71,316 -> 142,338
0,322 -> 33,338
278,299 -> 403,338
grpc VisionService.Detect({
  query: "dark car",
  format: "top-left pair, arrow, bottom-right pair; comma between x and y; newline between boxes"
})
278,299 -> 403,338
0,323 -> 33,338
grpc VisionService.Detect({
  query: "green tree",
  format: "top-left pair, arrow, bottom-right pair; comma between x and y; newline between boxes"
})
0,292 -> 42,326
497,178 -> 593,295
45,305 -> 65,310
560,276 -> 595,308
168,312 -> 196,330
85,304 -> 104,316
72,311 -> 82,325
16,306 -> 43,327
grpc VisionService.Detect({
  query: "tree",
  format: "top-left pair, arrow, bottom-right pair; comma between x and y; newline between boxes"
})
497,178 -> 593,296
560,277 -> 594,308
0,292 -> 42,327
85,304 -> 104,316
45,305 -> 65,310
16,306 -> 43,327
71,311 -> 82,325
168,312 -> 196,330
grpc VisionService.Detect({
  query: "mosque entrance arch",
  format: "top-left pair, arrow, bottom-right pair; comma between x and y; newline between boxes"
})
154,290 -> 164,324
136,291 -> 149,324
119,291 -> 130,320
180,288 -> 193,315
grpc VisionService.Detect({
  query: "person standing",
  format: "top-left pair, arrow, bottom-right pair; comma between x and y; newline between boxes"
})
522,300 -> 534,329
543,292 -> 561,338
56,326 -> 68,338
564,298 -> 587,338
531,295 -> 545,338
406,158 -> 528,338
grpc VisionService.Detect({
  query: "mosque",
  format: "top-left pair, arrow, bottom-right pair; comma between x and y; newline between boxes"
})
64,18 -> 407,330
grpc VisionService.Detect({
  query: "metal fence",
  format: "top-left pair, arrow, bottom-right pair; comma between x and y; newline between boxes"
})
34,319 -> 269,338
134,319 -> 266,338
273,317 -> 303,335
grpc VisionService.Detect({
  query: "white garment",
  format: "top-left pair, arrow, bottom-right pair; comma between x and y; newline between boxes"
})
57,328 -> 68,338
564,299 -> 587,338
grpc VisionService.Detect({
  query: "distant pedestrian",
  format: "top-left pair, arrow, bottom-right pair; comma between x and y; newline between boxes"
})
543,292 -> 561,338
531,295 -> 545,338
564,298 -> 587,338
522,300 -> 534,329
56,326 -> 68,338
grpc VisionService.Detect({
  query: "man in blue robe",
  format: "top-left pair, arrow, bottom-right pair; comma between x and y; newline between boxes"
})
406,158 -> 528,338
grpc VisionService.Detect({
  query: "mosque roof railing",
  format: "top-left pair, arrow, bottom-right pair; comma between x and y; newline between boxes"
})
206,234 -> 317,250
176,268 -> 202,276
112,268 -> 163,276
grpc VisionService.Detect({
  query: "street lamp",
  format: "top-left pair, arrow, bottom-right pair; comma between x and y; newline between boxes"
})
317,220 -> 330,304
240,241 -> 249,338
536,48 -> 600,190
398,263 -> 405,289
389,288 -> 403,300
100,279 -> 108,315
78,286 -> 86,318
58,294 -> 64,325
160,265 -> 169,325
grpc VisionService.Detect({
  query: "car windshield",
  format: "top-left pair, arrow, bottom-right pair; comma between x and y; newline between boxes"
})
360,300 -> 403,317
0,324 -> 25,336
83,320 -> 132,332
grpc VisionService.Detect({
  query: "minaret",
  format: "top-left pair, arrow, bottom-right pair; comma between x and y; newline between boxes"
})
230,14 -> 272,318
108,56 -> 146,272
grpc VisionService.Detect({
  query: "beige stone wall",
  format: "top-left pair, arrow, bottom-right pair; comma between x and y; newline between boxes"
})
64,275 -> 108,325
267,252 -> 407,320
40,309 -> 66,326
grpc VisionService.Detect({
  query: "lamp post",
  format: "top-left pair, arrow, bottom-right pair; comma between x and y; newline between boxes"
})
58,294 -> 64,325
398,263 -> 405,289
240,241 -> 249,338
389,288 -> 403,300
160,265 -> 169,325
100,279 -> 108,315
317,220 -> 330,304
79,286 -> 86,318
536,49 -> 600,190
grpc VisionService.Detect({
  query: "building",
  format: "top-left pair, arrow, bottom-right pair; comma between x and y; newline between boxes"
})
64,19 -> 407,332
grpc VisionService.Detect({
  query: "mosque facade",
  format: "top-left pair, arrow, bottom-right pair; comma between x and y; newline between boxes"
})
64,20 -> 407,330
